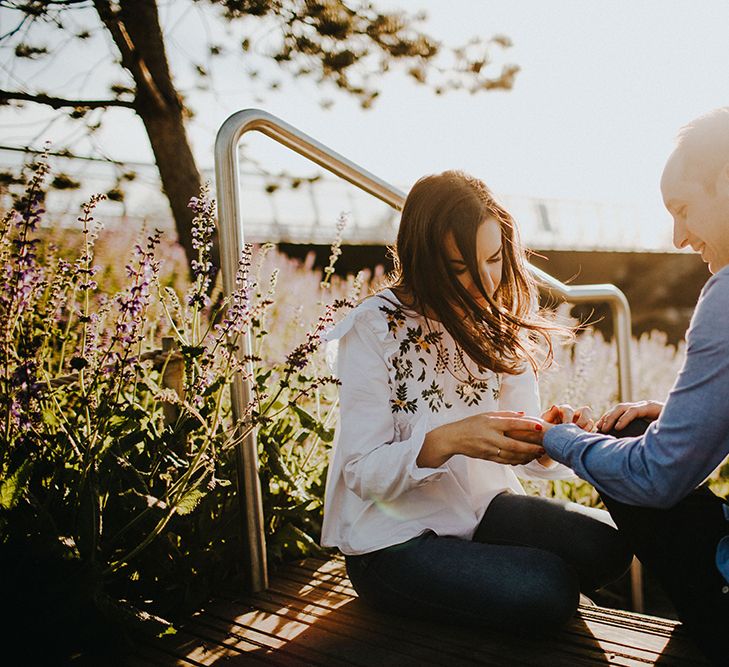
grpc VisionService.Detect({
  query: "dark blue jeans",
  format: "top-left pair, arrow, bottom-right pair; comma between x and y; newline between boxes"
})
601,418 -> 729,666
345,492 -> 632,635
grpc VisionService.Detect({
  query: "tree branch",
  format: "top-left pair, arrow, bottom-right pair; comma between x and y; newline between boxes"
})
0,89 -> 135,109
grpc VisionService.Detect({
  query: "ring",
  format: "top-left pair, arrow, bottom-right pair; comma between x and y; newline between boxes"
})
496,447 -> 502,458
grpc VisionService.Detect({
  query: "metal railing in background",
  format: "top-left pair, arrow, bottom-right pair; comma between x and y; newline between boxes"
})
214,109 -> 640,610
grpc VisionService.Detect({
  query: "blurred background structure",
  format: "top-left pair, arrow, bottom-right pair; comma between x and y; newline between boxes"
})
0,143 -> 708,343
1,0 -> 723,338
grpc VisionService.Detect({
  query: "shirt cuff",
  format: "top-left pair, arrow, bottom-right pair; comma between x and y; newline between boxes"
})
543,422 -> 586,463
405,413 -> 450,482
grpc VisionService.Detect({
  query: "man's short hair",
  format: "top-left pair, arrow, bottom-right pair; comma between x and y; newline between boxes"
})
675,107 -> 729,192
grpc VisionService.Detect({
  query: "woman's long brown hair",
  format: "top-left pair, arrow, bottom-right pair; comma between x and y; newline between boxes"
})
385,170 -> 564,375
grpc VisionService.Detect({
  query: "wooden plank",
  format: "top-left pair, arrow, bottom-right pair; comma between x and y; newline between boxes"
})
269,561 -> 706,666
181,613 -> 350,666
283,557 -> 690,645
130,641 -> 210,667
262,576 -> 665,666
203,594 -> 485,667
186,604 -> 448,666
140,556 -> 708,666
217,586 -> 653,667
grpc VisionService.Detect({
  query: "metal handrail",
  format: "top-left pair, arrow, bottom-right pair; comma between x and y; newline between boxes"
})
214,108 -> 638,606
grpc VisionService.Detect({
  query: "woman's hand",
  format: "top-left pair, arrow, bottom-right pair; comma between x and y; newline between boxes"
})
418,411 -> 546,468
531,404 -> 593,467
541,404 -> 595,431
595,400 -> 664,433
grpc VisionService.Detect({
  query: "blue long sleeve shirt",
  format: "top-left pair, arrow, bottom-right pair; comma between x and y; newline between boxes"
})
543,265 -> 729,584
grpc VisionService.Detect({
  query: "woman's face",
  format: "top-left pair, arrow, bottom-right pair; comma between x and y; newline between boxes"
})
444,216 -> 503,303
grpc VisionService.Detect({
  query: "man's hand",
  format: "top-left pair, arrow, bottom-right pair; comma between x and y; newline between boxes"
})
595,400 -> 664,433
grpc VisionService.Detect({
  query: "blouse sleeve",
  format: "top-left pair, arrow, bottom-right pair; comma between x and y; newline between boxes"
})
499,363 -> 576,481
332,311 -> 450,503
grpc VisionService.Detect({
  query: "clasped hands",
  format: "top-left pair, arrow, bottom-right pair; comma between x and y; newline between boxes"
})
499,400 -> 664,465
417,404 -> 592,468
417,400 -> 664,469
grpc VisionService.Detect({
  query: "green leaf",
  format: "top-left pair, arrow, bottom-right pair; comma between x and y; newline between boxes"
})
118,430 -> 146,449
291,404 -> 318,431
175,486 -> 207,515
202,376 -> 225,397
319,427 -> 335,443
291,404 -> 334,442
0,461 -> 31,510
256,368 -> 273,390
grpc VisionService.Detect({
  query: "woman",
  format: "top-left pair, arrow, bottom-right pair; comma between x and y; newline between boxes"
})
321,171 -> 631,634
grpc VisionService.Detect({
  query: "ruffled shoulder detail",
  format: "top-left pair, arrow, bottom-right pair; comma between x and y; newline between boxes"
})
323,291 -> 396,344
323,292 -> 402,375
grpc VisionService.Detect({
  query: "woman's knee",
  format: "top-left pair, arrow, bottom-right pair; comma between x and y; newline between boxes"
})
504,551 -> 580,634
578,521 -> 633,590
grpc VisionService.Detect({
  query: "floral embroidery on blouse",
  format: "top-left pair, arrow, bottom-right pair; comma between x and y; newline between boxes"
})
455,379 -> 500,406
391,382 -> 418,413
377,297 -> 500,415
421,380 -> 453,413
379,304 -> 406,334
393,356 -> 414,381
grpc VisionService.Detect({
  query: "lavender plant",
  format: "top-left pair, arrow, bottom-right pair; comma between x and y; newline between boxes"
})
0,161 -> 358,659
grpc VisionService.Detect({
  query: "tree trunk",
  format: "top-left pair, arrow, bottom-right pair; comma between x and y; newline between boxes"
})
95,0 -> 216,275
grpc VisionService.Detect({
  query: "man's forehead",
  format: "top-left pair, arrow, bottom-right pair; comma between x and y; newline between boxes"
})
662,149 -> 704,197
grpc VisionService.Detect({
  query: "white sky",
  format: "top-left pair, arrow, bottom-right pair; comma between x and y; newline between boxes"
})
1,0 -> 728,249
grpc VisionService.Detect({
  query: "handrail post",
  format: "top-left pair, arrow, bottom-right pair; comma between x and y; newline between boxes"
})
214,109 -> 639,608
215,117 -> 268,593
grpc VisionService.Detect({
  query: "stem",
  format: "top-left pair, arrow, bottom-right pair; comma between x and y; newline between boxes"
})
159,291 -> 189,345
299,397 -> 338,473
104,507 -> 176,575
56,286 -> 79,375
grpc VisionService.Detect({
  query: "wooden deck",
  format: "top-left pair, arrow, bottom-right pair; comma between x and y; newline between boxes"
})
134,556 -> 708,666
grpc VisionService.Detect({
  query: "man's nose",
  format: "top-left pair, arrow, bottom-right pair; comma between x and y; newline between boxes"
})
672,218 -> 689,249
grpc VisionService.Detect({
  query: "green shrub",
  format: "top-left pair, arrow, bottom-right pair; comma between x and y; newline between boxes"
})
0,159 -> 357,659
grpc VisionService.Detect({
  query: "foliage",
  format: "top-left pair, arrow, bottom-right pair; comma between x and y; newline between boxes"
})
1,0 -> 518,111
0,0 -> 520,269
0,157 -> 358,660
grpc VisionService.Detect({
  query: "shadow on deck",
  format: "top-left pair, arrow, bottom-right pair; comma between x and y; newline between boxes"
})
133,556 -> 708,666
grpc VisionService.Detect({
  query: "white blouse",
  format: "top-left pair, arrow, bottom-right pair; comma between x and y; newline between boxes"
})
321,289 -> 574,555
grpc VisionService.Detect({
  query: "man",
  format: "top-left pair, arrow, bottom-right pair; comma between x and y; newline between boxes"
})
534,108 -> 729,666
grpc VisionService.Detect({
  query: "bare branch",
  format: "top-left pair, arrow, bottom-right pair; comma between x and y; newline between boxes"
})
0,89 -> 135,109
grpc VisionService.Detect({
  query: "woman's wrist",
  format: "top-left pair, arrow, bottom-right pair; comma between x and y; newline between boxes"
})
417,424 -> 454,468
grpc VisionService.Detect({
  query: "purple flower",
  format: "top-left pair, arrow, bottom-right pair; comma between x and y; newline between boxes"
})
186,184 -> 217,307
9,359 -> 41,438
111,230 -> 162,354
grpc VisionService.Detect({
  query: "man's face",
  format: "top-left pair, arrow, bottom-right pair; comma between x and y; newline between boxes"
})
661,148 -> 729,274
